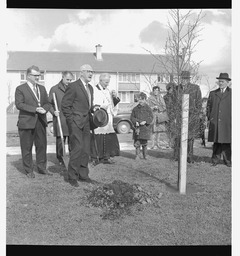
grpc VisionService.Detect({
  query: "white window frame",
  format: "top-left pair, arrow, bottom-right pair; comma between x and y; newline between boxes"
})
20,72 -> 26,81
119,91 -> 139,103
118,73 -> 140,83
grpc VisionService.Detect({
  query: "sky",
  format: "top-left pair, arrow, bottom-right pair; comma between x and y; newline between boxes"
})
5,8 -> 232,95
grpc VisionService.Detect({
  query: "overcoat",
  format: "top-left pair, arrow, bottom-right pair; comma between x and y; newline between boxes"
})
15,82 -> 50,129
175,83 -> 202,139
147,93 -> 167,132
130,103 -> 153,140
207,87 -> 231,143
48,81 -> 69,137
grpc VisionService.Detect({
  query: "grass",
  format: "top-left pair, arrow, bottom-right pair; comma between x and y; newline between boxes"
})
6,140 -> 231,246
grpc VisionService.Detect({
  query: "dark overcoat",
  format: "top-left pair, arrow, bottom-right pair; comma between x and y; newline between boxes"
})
61,79 -> 94,176
130,103 -> 153,140
175,83 -> 202,139
15,82 -> 50,129
207,87 -> 231,143
48,81 -> 69,137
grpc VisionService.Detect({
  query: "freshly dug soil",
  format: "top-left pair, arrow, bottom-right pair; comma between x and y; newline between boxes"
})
86,180 -> 162,220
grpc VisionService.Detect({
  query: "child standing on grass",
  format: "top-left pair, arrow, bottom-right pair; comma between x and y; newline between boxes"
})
130,92 -> 153,160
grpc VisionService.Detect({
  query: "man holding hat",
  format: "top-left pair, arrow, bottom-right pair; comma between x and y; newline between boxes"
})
90,73 -> 120,165
61,64 -> 96,187
207,73 -> 232,167
173,71 -> 202,163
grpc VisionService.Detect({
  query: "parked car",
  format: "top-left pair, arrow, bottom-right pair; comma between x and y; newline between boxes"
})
47,111 -> 134,135
113,112 -> 133,134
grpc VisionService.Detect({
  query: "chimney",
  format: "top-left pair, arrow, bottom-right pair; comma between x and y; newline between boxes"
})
95,44 -> 102,60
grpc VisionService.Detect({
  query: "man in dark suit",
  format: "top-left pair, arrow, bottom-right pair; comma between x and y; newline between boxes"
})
48,71 -> 74,165
173,71 -> 202,163
61,64 -> 96,187
15,65 -> 51,178
207,73 -> 232,167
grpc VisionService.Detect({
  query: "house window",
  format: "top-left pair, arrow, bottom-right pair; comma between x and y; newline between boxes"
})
39,73 -> 45,81
118,73 -> 140,83
20,72 -> 26,81
118,91 -> 139,103
158,74 -> 170,83
136,74 -> 140,82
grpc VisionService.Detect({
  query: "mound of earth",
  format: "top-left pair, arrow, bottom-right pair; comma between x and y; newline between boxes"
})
86,180 -> 162,220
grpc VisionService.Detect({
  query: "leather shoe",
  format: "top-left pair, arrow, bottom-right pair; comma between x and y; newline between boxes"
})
79,177 -> 99,184
103,159 -> 114,164
26,172 -> 35,178
225,162 -> 231,167
39,170 -> 53,176
79,177 -> 93,183
211,162 -> 218,166
69,179 -> 79,187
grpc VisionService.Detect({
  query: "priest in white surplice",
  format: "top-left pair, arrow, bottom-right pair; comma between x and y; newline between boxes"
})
90,73 -> 120,164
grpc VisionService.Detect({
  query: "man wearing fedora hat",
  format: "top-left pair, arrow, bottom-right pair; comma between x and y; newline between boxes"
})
61,64 -> 97,187
173,70 -> 202,163
207,73 -> 232,167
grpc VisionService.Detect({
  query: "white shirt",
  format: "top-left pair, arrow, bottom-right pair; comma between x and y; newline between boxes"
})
80,78 -> 91,105
27,81 -> 40,102
221,87 -> 227,93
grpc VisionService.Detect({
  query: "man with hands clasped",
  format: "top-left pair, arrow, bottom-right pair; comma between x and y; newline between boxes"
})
15,65 -> 52,178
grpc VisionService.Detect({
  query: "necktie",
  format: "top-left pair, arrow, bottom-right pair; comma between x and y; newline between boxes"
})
85,83 -> 91,106
221,89 -> 224,94
34,85 -> 39,98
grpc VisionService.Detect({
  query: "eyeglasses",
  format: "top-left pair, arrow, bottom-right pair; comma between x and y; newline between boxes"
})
29,74 -> 40,77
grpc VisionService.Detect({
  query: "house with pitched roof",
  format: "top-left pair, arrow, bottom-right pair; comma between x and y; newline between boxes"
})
7,44 -> 171,112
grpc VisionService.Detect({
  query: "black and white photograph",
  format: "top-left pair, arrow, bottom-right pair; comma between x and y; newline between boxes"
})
3,0 -> 238,254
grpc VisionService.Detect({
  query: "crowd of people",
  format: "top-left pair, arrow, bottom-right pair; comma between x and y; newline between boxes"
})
14,65 -> 232,187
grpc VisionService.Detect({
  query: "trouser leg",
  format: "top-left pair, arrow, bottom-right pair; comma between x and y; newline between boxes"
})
34,118 -> 47,172
142,143 -> 148,159
56,136 -> 63,162
18,128 -> 34,173
174,137 -> 180,160
212,142 -> 222,163
68,122 -> 90,181
187,138 -> 194,161
221,143 -> 231,165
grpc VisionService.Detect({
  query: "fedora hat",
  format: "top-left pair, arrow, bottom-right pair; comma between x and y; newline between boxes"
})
216,73 -> 231,81
181,71 -> 191,78
92,108 -> 109,129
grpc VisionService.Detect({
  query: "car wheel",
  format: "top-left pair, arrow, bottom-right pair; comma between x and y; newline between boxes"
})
47,122 -> 54,136
116,121 -> 131,134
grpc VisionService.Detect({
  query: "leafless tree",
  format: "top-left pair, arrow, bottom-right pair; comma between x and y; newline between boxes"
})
144,10 -> 207,172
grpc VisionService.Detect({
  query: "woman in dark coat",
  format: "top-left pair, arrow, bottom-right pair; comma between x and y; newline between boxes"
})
207,73 -> 232,167
130,92 -> 153,160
